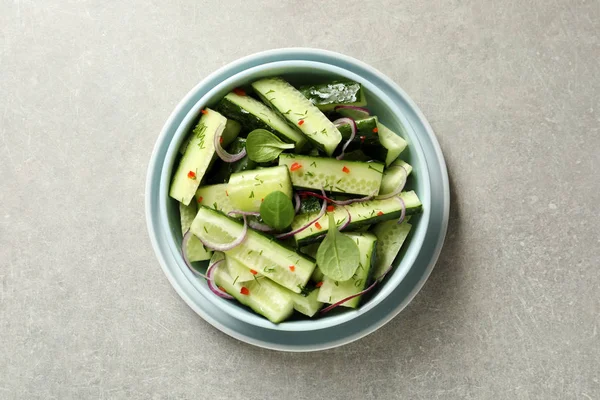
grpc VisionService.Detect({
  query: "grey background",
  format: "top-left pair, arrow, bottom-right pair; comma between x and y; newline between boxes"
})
1,0 -> 598,399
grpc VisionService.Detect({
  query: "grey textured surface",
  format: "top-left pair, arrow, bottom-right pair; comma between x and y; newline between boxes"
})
1,0 -> 599,399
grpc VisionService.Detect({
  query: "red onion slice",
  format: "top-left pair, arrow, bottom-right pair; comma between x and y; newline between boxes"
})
181,230 -> 210,280
199,215 -> 248,251
333,117 -> 357,160
396,197 -> 406,225
227,210 -> 260,217
214,126 -> 246,163
296,190 -> 374,206
275,189 -> 327,240
294,192 -> 301,214
338,207 -> 352,231
248,219 -> 274,232
320,264 -> 394,313
334,105 -> 370,119
375,165 -> 408,200
206,259 -> 234,299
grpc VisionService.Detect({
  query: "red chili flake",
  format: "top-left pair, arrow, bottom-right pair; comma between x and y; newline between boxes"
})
219,136 -> 223,144
197,196 -> 203,203
372,127 -> 378,133
290,162 -> 302,171
233,87 -> 246,96
377,211 -> 384,216
327,205 -> 335,212
261,198 -> 264,202
342,166 -> 350,174
298,119 -> 305,126
240,287 -> 250,295
315,281 -> 323,288
360,135 -> 366,143
250,269 -> 258,275
225,190 -> 229,197
201,109 -> 208,115
218,286 -> 226,292
187,170 -> 196,179
289,266 -> 295,272
315,222 -> 322,230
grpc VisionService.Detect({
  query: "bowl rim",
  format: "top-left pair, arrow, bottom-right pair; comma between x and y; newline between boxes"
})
145,48 -> 449,350
157,59 -> 432,331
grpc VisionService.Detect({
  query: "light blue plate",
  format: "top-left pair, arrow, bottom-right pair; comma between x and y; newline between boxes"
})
146,49 -> 449,351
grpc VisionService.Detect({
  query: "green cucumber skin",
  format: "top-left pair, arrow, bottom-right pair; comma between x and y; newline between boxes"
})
215,93 -> 308,150
205,138 -> 258,184
336,117 -> 385,160
299,196 -> 322,214
299,81 -> 366,111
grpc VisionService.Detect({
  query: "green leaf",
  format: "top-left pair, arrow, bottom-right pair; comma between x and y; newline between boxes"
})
246,129 -> 295,163
259,191 -> 295,230
316,214 -> 360,281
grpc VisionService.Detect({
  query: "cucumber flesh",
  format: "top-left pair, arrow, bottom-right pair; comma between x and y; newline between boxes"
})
299,81 -> 366,112
380,160 -> 413,195
170,109 -> 227,205
291,191 -> 422,246
179,201 -> 212,262
279,154 -> 384,196
377,122 -> 408,166
252,77 -> 342,156
215,92 -> 307,149
290,287 -> 323,317
195,183 -> 235,215
191,207 -> 316,293
212,258 -> 294,323
227,165 -> 292,212
179,118 -> 241,155
225,254 -> 261,283
317,233 -> 377,308
372,218 -> 412,278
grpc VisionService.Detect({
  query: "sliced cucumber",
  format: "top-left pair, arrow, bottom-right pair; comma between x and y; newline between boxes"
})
170,109 -> 227,205
225,254 -> 261,283
317,233 -> 377,308
227,165 -> 292,212
377,121 -> 408,166
205,138 -> 258,184
290,287 -> 323,317
191,207 -> 315,293
279,154 -> 384,196
299,80 -> 366,112
195,183 -> 235,215
212,258 -> 294,323
372,218 -> 412,279
179,118 -> 241,155
215,92 -> 307,149
299,196 -> 322,214
380,160 -> 413,195
291,191 -> 422,246
252,77 -> 342,156
335,117 -> 381,157
179,201 -> 212,262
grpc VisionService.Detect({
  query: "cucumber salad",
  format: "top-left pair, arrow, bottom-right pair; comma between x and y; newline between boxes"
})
170,77 -> 422,323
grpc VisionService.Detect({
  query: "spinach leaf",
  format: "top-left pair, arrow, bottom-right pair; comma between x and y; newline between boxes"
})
316,213 -> 360,281
246,129 -> 295,163
259,191 -> 295,230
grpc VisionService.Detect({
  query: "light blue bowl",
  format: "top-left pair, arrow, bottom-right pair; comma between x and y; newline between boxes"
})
146,49 -> 449,350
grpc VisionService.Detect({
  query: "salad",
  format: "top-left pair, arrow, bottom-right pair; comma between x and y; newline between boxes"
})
170,77 -> 422,323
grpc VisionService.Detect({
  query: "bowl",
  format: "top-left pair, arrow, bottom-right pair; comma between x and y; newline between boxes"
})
146,49 -> 449,349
